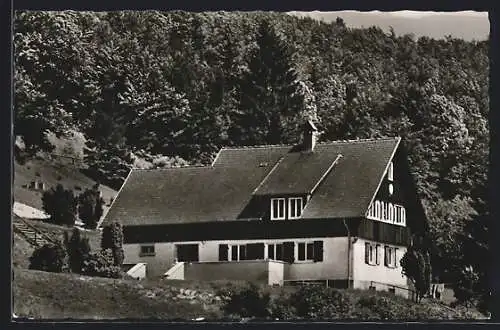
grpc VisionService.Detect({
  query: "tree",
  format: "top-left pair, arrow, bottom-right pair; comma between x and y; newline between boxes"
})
64,228 -> 91,273
400,240 -> 432,303
29,242 -> 68,273
78,184 -> 105,229
41,184 -> 78,226
101,222 -> 124,267
231,19 -> 306,146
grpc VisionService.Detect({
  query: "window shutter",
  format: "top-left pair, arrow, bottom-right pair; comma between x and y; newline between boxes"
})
219,244 -> 228,261
384,246 -> 389,266
376,245 -> 380,265
313,241 -> 323,262
365,242 -> 370,264
283,242 -> 295,263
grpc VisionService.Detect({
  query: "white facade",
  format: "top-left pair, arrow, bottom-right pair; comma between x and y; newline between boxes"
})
124,235 -> 410,296
124,237 -> 349,280
351,237 -> 409,297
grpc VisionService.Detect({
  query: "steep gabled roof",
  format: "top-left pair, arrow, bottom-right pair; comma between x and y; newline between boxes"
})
103,137 -> 402,226
103,165 -> 273,226
300,138 -> 401,219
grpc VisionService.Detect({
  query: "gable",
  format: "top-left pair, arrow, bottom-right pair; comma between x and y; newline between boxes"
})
301,138 -> 401,219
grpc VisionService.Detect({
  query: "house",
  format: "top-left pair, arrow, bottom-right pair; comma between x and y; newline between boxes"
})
102,121 -> 428,297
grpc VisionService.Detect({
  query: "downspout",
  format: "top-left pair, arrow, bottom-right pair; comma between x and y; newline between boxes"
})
343,218 -> 351,289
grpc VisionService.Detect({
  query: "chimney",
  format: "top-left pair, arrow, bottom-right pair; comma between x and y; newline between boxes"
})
303,120 -> 318,152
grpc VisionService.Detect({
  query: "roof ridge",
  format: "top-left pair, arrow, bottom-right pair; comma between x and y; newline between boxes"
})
317,137 -> 400,144
219,137 -> 400,151
131,165 -> 210,171
220,144 -> 292,150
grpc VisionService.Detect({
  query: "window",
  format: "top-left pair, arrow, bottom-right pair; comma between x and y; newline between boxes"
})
384,246 -> 398,268
140,244 -> 155,257
271,198 -> 286,220
267,243 -> 284,261
246,243 -> 265,260
365,242 -> 379,266
298,243 -> 306,261
388,162 -> 394,181
176,244 -> 199,262
375,201 -> 381,219
283,242 -> 295,263
296,241 -> 323,262
388,203 -> 394,222
288,197 -> 304,219
219,244 -> 229,261
231,245 -> 238,261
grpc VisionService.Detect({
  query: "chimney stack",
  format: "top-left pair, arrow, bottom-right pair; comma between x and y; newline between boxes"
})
303,120 -> 318,152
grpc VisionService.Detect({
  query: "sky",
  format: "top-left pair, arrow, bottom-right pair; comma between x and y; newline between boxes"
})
287,11 -> 489,41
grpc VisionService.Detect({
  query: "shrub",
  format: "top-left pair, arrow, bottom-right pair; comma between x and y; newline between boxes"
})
82,249 -> 122,278
269,292 -> 296,320
63,228 -> 91,273
41,184 -> 78,226
101,222 -> 124,267
29,242 -> 68,273
356,295 -> 405,320
287,285 -> 351,320
222,282 -> 271,318
400,241 -> 432,303
77,184 -> 104,229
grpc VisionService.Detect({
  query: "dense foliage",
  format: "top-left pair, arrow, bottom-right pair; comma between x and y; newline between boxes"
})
400,242 -> 432,303
29,242 -> 68,273
63,228 -> 91,273
41,184 -> 78,226
77,184 -> 104,229
14,11 -> 489,305
101,221 -> 125,267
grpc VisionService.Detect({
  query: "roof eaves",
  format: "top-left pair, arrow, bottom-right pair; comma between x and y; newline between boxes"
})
362,137 -> 402,218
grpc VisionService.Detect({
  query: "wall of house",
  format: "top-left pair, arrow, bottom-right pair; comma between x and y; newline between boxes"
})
351,237 -> 408,295
123,236 -> 349,281
184,261 -> 271,284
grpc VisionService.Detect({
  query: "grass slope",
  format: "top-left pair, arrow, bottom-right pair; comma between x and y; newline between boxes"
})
13,268 -> 224,320
14,157 -> 117,217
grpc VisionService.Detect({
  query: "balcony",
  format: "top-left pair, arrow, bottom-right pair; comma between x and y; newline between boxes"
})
366,200 -> 406,226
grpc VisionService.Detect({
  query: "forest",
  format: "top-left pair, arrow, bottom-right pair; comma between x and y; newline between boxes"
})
13,10 -> 490,308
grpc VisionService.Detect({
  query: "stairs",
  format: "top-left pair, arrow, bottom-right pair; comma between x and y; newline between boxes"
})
13,218 -> 54,247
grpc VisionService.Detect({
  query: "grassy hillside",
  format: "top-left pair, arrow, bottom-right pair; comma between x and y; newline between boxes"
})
12,267 -> 486,321
14,157 -> 117,217
13,268 -> 224,320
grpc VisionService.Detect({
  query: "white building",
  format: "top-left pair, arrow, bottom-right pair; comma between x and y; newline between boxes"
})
103,122 -> 428,297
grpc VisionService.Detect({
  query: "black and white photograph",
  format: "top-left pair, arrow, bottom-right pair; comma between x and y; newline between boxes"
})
11,9 -> 491,321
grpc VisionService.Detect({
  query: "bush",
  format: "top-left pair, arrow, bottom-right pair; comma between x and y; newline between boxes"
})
77,184 -> 104,229
222,282 -> 271,318
101,222 -> 124,267
356,295 -> 405,320
287,285 -> 351,320
41,184 -> 78,226
82,249 -> 122,278
29,242 -> 68,273
64,228 -> 91,273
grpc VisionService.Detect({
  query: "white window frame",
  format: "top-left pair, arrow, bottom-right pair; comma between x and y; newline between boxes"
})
385,246 -> 398,268
288,197 -> 304,219
295,240 -> 318,263
271,198 -> 286,220
366,242 -> 380,266
388,162 -> 394,181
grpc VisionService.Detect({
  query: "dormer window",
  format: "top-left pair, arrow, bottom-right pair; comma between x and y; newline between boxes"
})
288,197 -> 304,219
271,198 -> 286,220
